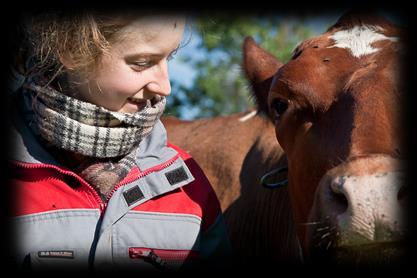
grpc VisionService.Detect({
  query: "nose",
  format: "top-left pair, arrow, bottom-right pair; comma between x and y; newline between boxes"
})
317,156 -> 407,247
145,59 -> 171,96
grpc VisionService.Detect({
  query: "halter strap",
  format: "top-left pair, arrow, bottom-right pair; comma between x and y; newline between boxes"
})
260,166 -> 288,189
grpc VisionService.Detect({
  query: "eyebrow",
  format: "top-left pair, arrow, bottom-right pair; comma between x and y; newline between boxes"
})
124,45 -> 180,61
124,52 -> 163,60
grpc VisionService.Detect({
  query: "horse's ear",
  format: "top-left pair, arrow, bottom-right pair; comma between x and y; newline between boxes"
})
243,37 -> 283,114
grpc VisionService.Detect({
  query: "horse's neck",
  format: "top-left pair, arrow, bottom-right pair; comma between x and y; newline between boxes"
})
223,115 -> 300,260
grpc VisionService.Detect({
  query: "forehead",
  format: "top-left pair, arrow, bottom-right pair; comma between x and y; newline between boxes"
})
294,23 -> 398,58
272,21 -> 400,104
123,15 -> 185,38
326,25 -> 398,57
111,15 -> 186,52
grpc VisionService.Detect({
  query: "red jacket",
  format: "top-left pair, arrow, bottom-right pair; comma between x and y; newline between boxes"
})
8,92 -> 232,271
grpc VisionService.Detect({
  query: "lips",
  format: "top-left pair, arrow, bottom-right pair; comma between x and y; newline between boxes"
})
127,97 -> 153,108
128,97 -> 147,104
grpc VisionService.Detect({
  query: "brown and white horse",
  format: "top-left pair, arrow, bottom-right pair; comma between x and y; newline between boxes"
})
243,11 -> 408,264
164,11 -> 408,266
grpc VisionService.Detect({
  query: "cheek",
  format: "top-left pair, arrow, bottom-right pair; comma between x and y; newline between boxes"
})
96,68 -> 147,97
275,124 -> 289,151
98,78 -> 144,98
95,55 -> 148,96
288,158 -> 309,220
284,122 -> 318,220
84,71 -> 147,111
275,115 -> 298,154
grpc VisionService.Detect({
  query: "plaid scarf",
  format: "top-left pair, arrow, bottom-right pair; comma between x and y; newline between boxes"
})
22,81 -> 166,199
24,83 -> 166,158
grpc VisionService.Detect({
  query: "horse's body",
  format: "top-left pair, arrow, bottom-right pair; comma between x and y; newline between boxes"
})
162,112 -> 301,261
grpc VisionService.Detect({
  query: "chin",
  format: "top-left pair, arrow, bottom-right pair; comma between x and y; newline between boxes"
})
119,107 -> 139,114
119,104 -> 141,114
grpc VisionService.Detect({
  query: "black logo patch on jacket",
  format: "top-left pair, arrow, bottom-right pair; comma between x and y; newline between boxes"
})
165,167 -> 188,185
123,186 -> 145,206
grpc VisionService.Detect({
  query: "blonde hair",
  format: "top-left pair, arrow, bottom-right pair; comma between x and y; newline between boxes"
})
24,11 -> 138,81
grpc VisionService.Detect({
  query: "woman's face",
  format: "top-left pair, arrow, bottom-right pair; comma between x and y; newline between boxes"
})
67,16 -> 185,113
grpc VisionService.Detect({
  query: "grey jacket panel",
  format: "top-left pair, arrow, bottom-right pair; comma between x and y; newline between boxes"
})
104,211 -> 202,270
8,91 -> 60,165
12,209 -> 101,268
13,208 -> 203,270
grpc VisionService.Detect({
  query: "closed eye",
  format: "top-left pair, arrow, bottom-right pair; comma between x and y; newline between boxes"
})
129,47 -> 179,71
130,60 -> 154,71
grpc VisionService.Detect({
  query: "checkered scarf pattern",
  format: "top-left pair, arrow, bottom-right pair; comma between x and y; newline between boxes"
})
22,81 -> 166,198
24,83 -> 166,158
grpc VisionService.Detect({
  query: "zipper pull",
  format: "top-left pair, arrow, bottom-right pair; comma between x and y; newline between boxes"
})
99,203 -> 106,213
145,250 -> 170,271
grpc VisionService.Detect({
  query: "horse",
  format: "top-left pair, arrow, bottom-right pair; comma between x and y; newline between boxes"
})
163,10 -> 408,267
243,10 -> 408,265
162,112 -> 301,263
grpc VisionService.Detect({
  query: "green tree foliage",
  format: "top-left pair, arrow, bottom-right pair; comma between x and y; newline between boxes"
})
165,14 -> 317,119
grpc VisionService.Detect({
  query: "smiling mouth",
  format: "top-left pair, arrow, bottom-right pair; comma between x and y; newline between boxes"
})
127,97 -> 152,110
127,95 -> 162,107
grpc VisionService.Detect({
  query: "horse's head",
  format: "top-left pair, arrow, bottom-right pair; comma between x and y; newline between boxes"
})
243,11 -> 408,264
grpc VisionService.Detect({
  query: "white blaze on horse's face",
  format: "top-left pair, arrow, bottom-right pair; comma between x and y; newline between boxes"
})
327,25 -> 398,57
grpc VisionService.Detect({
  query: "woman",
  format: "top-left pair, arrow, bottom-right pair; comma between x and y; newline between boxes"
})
7,10 -> 231,271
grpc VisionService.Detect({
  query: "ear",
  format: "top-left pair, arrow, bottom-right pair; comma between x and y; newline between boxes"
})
243,36 -> 283,114
58,53 -> 76,71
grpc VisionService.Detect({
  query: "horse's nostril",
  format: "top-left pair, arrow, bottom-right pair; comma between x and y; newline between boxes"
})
317,169 -> 406,248
329,178 -> 349,215
330,190 -> 349,216
397,185 -> 408,207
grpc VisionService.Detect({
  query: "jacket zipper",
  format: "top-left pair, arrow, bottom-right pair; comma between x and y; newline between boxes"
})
129,247 -> 198,261
128,247 -> 199,270
12,153 -> 181,213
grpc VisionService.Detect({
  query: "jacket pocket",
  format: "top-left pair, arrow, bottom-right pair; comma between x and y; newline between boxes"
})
128,247 -> 199,270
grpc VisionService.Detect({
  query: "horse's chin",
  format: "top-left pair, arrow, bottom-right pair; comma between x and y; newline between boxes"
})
309,242 -> 407,267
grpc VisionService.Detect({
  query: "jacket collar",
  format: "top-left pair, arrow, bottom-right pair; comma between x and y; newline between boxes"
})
9,88 -> 178,172
8,92 -> 60,165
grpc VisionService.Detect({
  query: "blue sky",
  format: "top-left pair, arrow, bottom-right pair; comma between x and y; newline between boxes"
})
168,14 -> 341,91
167,15 -> 341,119
168,25 -> 201,89
167,11 -> 404,119
169,10 -> 405,90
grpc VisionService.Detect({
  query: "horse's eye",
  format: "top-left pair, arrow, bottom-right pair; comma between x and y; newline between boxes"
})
271,98 -> 289,120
